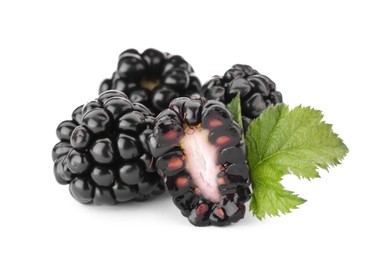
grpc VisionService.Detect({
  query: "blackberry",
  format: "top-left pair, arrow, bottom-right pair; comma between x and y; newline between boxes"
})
202,64 -> 283,129
99,48 -> 202,115
149,97 -> 251,226
52,90 -> 164,205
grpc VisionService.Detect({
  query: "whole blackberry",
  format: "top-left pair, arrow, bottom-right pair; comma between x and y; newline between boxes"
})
149,97 -> 251,226
202,64 -> 283,129
52,90 -> 164,205
99,48 -> 202,115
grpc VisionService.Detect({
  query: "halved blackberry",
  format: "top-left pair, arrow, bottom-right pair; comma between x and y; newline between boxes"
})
202,64 -> 283,129
99,48 -> 202,115
149,97 -> 251,226
52,90 -> 164,205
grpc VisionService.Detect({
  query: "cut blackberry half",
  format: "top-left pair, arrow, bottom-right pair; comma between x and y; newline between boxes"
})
52,90 -> 164,205
149,97 -> 251,226
99,48 -> 202,115
202,64 -> 283,130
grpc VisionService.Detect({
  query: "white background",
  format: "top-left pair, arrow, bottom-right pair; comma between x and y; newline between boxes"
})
0,0 -> 376,259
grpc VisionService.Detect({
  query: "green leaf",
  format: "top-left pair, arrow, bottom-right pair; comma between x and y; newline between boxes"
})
246,104 -> 348,219
227,93 -> 244,138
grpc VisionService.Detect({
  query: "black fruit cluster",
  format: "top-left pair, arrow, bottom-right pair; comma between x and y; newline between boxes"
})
202,64 -> 283,129
99,48 -> 202,115
52,90 -> 164,205
149,97 -> 251,226
53,48 -> 282,226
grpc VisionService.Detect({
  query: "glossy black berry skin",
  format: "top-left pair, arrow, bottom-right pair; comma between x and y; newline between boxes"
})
99,48 -> 202,115
202,64 -> 283,130
52,90 -> 164,205
149,97 -> 251,227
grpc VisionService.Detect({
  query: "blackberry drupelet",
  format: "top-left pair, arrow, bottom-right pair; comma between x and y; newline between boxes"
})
202,64 -> 283,129
52,90 -> 164,205
99,48 -> 202,115
149,97 -> 251,226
